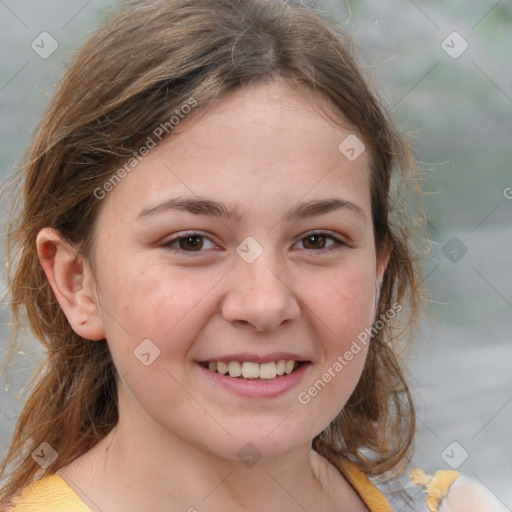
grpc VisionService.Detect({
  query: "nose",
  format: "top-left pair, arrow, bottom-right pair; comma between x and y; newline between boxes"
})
221,253 -> 301,332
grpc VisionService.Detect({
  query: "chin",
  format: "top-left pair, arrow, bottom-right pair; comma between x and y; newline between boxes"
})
195,420 -> 318,464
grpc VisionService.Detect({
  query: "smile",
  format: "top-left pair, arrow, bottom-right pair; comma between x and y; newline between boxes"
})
200,360 -> 304,380
196,359 -> 311,398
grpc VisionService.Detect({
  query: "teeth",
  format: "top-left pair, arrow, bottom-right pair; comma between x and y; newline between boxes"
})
205,360 -> 301,380
241,362 -> 260,379
217,361 -> 229,375
259,362 -> 277,379
228,361 -> 242,378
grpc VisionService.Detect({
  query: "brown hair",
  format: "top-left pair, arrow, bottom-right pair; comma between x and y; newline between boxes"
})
0,0 -> 428,506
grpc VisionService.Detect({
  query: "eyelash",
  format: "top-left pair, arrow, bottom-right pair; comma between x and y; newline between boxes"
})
161,231 -> 347,257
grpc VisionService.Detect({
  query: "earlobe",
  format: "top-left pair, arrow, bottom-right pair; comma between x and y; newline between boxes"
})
36,227 -> 106,341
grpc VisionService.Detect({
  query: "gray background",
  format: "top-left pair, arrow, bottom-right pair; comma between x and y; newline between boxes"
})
0,0 -> 511,507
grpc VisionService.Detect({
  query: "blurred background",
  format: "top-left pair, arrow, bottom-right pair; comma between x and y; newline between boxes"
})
0,0 -> 511,506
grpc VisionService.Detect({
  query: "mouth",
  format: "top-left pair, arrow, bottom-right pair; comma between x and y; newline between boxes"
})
198,360 -> 308,381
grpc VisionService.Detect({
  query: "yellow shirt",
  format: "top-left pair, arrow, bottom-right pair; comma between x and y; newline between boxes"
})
6,474 -> 90,512
5,451 -> 455,512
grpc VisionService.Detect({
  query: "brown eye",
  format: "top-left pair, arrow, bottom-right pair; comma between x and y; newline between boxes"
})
297,232 -> 345,252
177,235 -> 204,251
162,232 -> 216,255
302,234 -> 328,250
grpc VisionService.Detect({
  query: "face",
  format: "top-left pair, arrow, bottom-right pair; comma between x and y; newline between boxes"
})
87,80 -> 388,460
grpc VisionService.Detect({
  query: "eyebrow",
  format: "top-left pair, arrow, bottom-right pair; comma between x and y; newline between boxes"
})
135,196 -> 367,223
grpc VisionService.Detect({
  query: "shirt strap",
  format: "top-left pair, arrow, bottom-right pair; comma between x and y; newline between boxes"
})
335,456 -> 394,512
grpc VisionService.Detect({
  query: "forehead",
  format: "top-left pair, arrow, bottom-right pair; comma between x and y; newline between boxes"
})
98,80 -> 372,225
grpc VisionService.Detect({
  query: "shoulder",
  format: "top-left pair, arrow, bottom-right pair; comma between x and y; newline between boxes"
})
373,467 -> 509,512
311,449 -> 508,512
6,474 -> 91,512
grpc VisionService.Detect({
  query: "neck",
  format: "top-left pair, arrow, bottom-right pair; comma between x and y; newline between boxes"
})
59,420 -> 342,512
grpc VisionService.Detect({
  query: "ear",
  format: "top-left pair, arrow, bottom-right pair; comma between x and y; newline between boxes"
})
36,227 -> 106,341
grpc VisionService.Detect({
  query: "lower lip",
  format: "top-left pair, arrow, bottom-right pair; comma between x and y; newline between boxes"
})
196,362 -> 311,398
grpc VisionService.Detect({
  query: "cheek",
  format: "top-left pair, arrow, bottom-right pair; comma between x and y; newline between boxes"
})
300,260 -> 376,399
95,258 -> 220,362
307,259 -> 377,344
297,265 -> 375,425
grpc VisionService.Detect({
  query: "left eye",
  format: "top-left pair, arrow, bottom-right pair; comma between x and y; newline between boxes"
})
297,232 -> 344,251
161,231 -> 345,255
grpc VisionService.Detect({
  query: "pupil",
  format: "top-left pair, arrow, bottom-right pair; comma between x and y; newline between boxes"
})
305,234 -> 325,249
180,236 -> 203,251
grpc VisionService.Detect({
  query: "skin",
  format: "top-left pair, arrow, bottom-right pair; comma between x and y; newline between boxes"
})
37,79 -> 390,512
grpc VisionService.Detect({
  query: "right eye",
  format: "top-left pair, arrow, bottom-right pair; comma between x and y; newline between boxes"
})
161,231 -> 218,256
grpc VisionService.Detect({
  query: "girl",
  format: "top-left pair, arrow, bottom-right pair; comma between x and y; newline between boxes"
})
0,1 -> 506,510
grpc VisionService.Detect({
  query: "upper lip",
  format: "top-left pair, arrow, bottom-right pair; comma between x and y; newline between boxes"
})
197,352 -> 311,364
